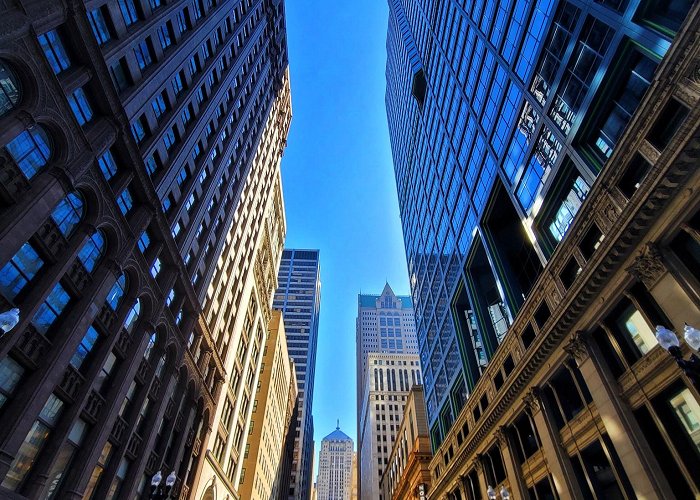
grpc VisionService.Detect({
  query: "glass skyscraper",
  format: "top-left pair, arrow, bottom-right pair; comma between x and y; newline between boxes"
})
274,249 -> 321,500
385,0 -> 695,450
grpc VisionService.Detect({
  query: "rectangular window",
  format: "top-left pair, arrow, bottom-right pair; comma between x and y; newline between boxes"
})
145,154 -> 161,177
151,92 -> 168,122
177,10 -> 190,34
157,23 -> 173,51
0,357 -> 25,410
163,127 -> 177,151
67,88 -> 93,126
43,419 -> 88,499
1,394 -> 64,491
149,0 -> 162,11
117,188 -> 134,215
38,30 -> 71,74
150,257 -> 161,278
134,39 -> 154,70
185,193 -> 196,212
32,283 -> 71,335
88,7 -> 112,45
70,325 -> 100,370
118,0 -> 140,27
181,104 -> 193,127
97,150 -> 118,180
110,57 -> 131,92
172,70 -> 186,97
171,221 -> 181,238
131,114 -> 148,144
0,243 -> 44,300
137,231 -> 151,253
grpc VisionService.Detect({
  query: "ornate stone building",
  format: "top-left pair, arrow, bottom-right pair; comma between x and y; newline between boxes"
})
0,0 -> 291,498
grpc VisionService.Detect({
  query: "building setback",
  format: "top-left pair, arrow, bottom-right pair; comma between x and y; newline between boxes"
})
386,0 -> 700,498
0,0 -> 291,498
274,248 -> 322,500
239,310 -> 297,500
316,424 -> 354,500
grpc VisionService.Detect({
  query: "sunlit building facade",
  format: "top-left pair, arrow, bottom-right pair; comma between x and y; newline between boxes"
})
386,0 -> 700,498
317,424 -> 354,500
0,0 -> 291,498
274,248 -> 321,500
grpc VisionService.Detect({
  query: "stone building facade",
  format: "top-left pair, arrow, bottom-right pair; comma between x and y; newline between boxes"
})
0,0 -> 291,498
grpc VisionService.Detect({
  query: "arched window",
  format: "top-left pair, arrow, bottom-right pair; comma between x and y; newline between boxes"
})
70,324 -> 100,371
0,61 -> 21,116
123,298 -> 140,333
106,274 -> 126,310
77,230 -> 105,272
5,126 -> 51,179
155,352 -> 166,378
51,192 -> 83,237
144,332 -> 156,360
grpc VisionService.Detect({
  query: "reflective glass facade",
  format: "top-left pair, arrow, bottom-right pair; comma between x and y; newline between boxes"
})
385,0 -> 692,448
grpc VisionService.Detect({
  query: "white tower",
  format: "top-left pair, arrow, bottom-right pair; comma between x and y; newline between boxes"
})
316,422 -> 354,500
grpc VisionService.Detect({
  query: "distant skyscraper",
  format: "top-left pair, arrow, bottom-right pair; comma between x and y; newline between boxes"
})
356,284 -> 420,500
274,249 -> 321,500
316,424 -> 354,500
386,0 -> 700,499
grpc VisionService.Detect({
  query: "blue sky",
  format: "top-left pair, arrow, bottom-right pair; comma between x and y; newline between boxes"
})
281,0 -> 410,472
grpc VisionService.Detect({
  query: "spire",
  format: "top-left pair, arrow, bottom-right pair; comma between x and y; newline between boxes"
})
336,419 -> 340,430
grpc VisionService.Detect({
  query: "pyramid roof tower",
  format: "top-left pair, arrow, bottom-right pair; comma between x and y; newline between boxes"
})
323,421 -> 352,442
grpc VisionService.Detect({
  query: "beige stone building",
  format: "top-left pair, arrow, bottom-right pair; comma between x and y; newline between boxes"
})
359,352 -> 422,500
350,452 -> 358,500
239,310 -> 296,500
381,386 -> 432,500
193,72 -> 292,500
424,10 -> 700,500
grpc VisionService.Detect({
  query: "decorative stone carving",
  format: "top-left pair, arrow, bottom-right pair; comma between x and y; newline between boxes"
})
522,387 -> 542,415
625,243 -> 666,288
472,455 -> 483,473
495,426 -> 508,448
563,330 -> 590,364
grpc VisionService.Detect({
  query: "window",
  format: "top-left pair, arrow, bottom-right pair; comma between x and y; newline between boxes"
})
88,6 -> 112,45
143,154 -> 159,177
171,221 -> 182,238
117,188 -> 133,215
43,419 -> 88,499
163,126 -> 177,151
5,127 -> 51,179
0,61 -> 21,116
185,193 -> 196,212
150,258 -> 161,278
106,274 -> 126,310
118,0 -> 140,27
0,356 -> 25,410
166,288 -> 175,307
51,192 -> 84,237
97,149 -> 118,180
134,39 -> 154,71
77,231 -> 105,272
149,0 -> 162,11
67,87 -> 93,126
177,10 -> 190,34
584,45 -> 658,164
0,243 -> 43,300
181,104 -> 193,127
176,166 -> 188,186
635,0 -> 693,36
38,30 -> 71,74
157,23 -> 173,50
32,283 -> 71,334
131,114 -> 149,144
570,438 -> 631,498
94,353 -> 117,394
106,457 -> 130,498
83,441 -> 113,499
70,325 -> 100,370
137,231 -> 151,253
1,394 -> 64,491
123,298 -> 141,333
172,70 -> 186,96
110,57 -> 131,92
151,92 -> 168,122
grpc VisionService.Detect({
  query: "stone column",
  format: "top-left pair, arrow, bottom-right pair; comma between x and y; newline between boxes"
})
494,427 -> 525,499
472,456 -> 489,499
522,388 -> 581,500
564,332 -> 674,499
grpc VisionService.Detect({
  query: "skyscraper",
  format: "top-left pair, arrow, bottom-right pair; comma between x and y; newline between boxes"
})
356,284 -> 421,499
387,0 -> 700,498
239,310 -> 296,500
0,0 -> 291,498
316,423 -> 354,500
274,248 -> 322,500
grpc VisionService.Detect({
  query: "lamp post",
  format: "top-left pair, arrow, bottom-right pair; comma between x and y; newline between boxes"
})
0,308 -> 20,337
487,485 -> 511,500
655,324 -> 700,389
150,470 -> 177,500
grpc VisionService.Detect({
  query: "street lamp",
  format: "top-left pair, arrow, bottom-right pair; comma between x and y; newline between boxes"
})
487,485 -> 511,500
655,324 -> 700,389
150,470 -> 177,499
0,308 -> 20,336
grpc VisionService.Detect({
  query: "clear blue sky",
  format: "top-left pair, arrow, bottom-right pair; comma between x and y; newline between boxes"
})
281,0 -> 411,475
